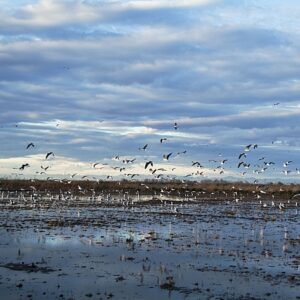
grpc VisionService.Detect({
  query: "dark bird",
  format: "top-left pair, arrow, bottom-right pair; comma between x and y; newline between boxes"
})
160,138 -> 167,143
19,163 -> 30,170
122,158 -> 136,164
238,162 -> 244,168
244,144 -> 252,152
157,168 -> 167,171
26,143 -> 35,149
174,122 -> 178,130
139,144 -> 148,151
177,150 -> 187,155
130,174 -> 139,178
253,144 -> 258,149
273,102 -> 280,106
239,153 -> 246,159
163,153 -> 172,160
45,152 -> 54,159
145,161 -> 153,169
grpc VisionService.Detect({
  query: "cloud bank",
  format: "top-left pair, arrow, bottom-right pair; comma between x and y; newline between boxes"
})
0,0 -> 299,182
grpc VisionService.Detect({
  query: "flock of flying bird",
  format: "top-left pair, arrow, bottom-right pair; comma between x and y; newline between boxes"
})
9,119 -> 299,184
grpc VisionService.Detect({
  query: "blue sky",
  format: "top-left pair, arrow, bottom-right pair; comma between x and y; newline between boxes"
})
0,0 -> 299,182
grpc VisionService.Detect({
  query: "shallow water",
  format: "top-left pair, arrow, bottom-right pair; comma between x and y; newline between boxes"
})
0,201 -> 299,300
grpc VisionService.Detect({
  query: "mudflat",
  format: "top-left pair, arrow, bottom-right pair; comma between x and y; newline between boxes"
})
0,194 -> 299,300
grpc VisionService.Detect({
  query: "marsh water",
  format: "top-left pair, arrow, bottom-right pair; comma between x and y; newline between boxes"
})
0,200 -> 299,299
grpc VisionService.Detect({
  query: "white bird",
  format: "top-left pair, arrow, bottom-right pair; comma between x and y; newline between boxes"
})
163,153 -> 172,161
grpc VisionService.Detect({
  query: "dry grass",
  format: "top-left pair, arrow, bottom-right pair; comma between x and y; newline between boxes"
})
0,178 -> 299,199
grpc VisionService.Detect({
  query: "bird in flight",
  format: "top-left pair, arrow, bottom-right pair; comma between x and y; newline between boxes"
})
26,143 -> 35,149
160,138 -> 167,143
244,144 -> 252,152
239,153 -> 246,159
238,161 -> 244,168
192,161 -> 203,167
163,153 -> 172,161
46,152 -> 55,159
139,144 -> 148,151
283,161 -> 292,167
19,163 -> 30,170
145,161 -> 153,169
174,122 -> 178,130
176,150 -> 187,156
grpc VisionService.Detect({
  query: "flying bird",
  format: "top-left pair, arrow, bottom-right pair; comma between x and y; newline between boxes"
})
192,161 -> 202,167
130,174 -> 139,178
220,159 -> 228,165
174,122 -> 178,130
19,163 -> 30,170
139,144 -> 148,151
45,152 -> 54,159
26,143 -> 35,149
283,161 -> 292,167
163,153 -> 172,160
176,150 -> 187,156
238,162 -> 244,168
145,161 -> 153,169
239,153 -> 246,159
160,138 -> 167,143
244,144 -> 252,152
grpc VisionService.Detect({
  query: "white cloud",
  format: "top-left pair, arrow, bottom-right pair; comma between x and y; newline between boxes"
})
3,0 -> 99,27
124,0 -> 217,10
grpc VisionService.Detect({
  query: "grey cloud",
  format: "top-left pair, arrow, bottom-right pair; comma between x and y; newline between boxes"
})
0,0 -> 300,180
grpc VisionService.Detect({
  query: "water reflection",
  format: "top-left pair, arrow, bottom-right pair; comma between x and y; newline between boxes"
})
0,202 -> 299,300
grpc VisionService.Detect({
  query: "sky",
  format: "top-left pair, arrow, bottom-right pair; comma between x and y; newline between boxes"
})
0,0 -> 299,183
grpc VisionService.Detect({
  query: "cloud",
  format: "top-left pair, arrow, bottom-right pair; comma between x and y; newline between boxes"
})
0,0 -> 300,182
124,0 -> 217,10
0,0 -> 99,29
0,0 -> 217,33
